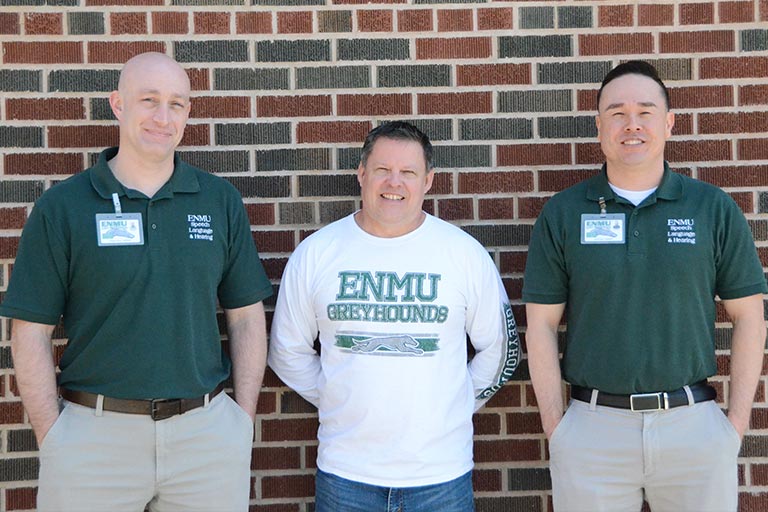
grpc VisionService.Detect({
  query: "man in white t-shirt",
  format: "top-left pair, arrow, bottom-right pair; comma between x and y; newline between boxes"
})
269,121 -> 520,512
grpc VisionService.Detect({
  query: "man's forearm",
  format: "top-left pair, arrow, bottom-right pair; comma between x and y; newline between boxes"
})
226,302 -> 268,420
10,319 -> 59,446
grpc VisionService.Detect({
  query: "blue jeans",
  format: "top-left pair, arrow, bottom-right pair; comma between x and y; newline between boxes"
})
315,469 -> 475,512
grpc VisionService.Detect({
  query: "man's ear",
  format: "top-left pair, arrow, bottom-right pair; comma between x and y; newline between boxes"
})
108,90 -> 123,121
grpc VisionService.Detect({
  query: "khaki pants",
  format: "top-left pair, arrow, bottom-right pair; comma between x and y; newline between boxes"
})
37,392 -> 254,512
549,399 -> 740,512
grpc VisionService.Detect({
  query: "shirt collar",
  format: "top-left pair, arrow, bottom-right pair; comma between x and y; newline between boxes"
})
90,147 -> 200,200
586,162 -> 683,204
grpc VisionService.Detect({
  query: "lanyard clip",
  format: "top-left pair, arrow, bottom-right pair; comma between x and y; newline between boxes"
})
598,196 -> 607,217
111,192 -> 123,218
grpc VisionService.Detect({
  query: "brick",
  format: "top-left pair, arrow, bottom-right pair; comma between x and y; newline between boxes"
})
475,439 -> 541,462
759,193 -> 768,214
479,198 -> 515,220
215,122 -> 290,146
0,207 -> 28,229
88,41 -> 165,63
8,428 -> 36,452
6,487 -> 36,511
580,33 -> 653,56
89,0 -> 162,4
437,198 -> 472,220
680,2 -> 714,24
24,12 -> 62,34
660,30 -> 733,53
459,171 -> 533,194
49,69 -> 119,92
418,92 -> 491,115
520,6 -> 554,29
214,68 -> 289,91
508,467 -> 551,491
500,35 -> 571,58
721,1 -> 754,23
337,93 -> 411,116
258,39 -> 330,62
498,144 -> 571,167
378,65 -> 450,88
650,58 -> 694,81
499,90 -> 571,113
150,11 -> 187,34
639,4 -> 674,26
181,123 -> 212,147
319,201 -> 355,223
727,192 -> 754,214
0,457 -> 38,482
257,148 -> 332,172
335,0 -> 404,3
538,61 -> 612,84
281,391 -> 317,413
68,11 -> 104,35
433,144 -> 491,169
478,8 -> 512,30
762,0 -> 768,21
253,230 -> 294,253
558,6 -> 592,28
278,11 -> 312,33
742,29 -> 768,52
279,202 -> 314,224
473,413 -> 501,435
666,140 -> 731,162
0,13 -> 19,34
740,85 -> 768,105
296,66 -> 370,89
540,116 -> 597,139
5,152 -> 83,175
518,196 -> 550,219
339,38 -> 409,61
110,12 -> 146,34
260,257 -> 288,281
48,126 -> 118,149
177,150 -> 249,173
257,95 -> 332,117
297,121 -> 370,143
298,174 -> 359,197
748,463 -> 768,485
669,85 -> 733,108
0,401 -> 24,424
457,63 -> 530,86
397,9 -> 432,31
244,203 -> 275,226
462,224 -> 533,248
416,37 -> 491,59
475,496 -> 542,512
473,469 -> 502,492
459,118 -> 532,141
4,42 -> 82,64
0,181 -> 44,203
505,412 -> 544,435
262,474 -> 314,499
358,9 -> 393,32
700,57 -> 768,78
251,447 -> 301,471
599,4 -> 633,27
437,8 -> 472,31
739,139 -> 768,160
261,417 -> 319,441
234,12 -> 270,34
194,12 -> 229,34
176,40 -> 249,62
1,346 -> 14,368
187,68 -> 209,91
0,127 -> 43,148
6,98 -> 84,121
90,97 -> 112,120
428,172 -> 452,194
318,10 -> 351,32
699,112 -> 768,134
741,435 -> 768,457
485,383 -> 521,409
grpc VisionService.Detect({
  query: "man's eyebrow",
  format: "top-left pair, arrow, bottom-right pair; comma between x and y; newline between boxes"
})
604,101 -> 658,110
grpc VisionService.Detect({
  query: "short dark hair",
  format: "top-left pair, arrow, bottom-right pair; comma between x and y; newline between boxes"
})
597,60 -> 670,111
360,121 -> 434,171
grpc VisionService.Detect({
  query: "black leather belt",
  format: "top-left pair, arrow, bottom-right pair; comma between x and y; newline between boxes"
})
60,383 -> 224,421
571,381 -> 716,411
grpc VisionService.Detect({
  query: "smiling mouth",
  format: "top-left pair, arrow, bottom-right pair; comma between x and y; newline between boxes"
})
622,139 -> 644,146
381,193 -> 404,201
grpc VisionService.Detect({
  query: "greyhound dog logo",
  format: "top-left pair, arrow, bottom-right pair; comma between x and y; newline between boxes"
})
351,334 -> 425,355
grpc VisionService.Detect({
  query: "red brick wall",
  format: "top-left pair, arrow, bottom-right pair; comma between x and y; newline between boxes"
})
1,1 -> 767,511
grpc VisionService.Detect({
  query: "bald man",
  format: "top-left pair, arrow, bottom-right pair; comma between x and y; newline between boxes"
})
0,53 -> 272,511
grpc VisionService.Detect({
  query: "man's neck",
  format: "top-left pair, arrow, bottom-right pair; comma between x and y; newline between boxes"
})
605,161 -> 665,191
108,150 -> 174,198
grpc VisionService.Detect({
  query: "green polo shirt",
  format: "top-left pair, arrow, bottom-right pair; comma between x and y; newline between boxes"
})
523,164 -> 767,394
0,147 -> 273,399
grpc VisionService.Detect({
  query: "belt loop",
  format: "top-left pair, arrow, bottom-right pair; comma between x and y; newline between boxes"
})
683,385 -> 694,406
204,392 -> 210,408
95,394 -> 105,417
589,389 -> 599,411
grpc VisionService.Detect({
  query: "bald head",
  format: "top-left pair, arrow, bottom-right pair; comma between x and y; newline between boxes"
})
118,52 -> 190,96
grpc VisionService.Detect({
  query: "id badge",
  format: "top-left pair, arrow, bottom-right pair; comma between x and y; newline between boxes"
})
580,213 -> 625,244
96,213 -> 144,246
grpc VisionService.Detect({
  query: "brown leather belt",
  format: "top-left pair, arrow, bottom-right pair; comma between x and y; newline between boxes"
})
60,383 -> 224,421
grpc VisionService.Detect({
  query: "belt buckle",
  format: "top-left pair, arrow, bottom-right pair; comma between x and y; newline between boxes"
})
629,392 -> 667,412
151,398 -> 181,421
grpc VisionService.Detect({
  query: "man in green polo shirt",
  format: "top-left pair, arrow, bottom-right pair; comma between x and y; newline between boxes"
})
524,60 -> 767,511
0,53 -> 272,511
